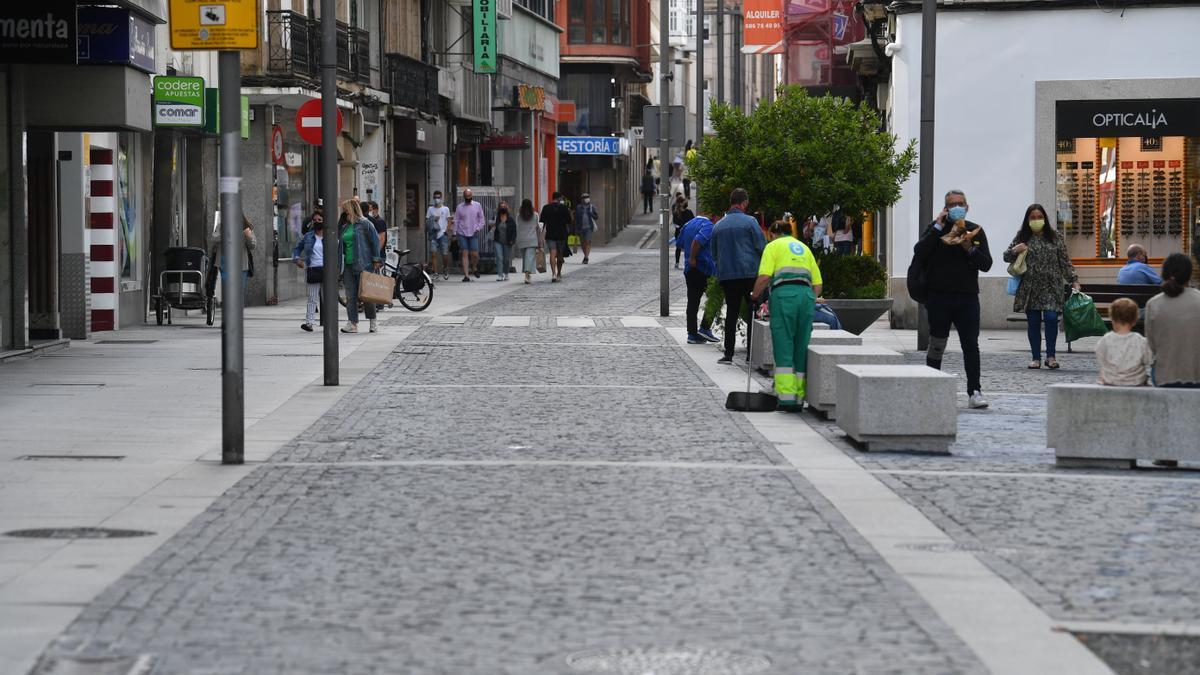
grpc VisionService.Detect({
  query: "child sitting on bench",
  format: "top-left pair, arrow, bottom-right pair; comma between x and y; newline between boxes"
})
1095,297 -> 1153,386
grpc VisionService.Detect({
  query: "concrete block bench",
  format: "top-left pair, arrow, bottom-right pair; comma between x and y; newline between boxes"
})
806,346 -> 904,419
751,323 -> 861,372
1048,384 -> 1200,469
835,365 -> 958,453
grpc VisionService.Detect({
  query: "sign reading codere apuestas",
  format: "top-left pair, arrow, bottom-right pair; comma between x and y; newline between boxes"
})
473,0 -> 497,74
153,75 -> 205,127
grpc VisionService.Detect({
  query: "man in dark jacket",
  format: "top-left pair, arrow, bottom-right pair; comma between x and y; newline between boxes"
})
913,189 -> 993,409
641,171 -> 656,214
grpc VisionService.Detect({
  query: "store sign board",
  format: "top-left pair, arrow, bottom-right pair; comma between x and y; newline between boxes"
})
0,1 -> 78,64
1056,98 -> 1200,139
203,88 -> 252,138
77,7 -> 157,73
473,0 -> 497,73
168,0 -> 258,50
516,85 -> 545,110
481,132 -> 529,151
557,136 -> 622,156
154,76 -> 205,127
742,0 -> 784,54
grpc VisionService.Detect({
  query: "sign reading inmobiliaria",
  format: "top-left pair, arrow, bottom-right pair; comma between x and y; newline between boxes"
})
474,0 -> 497,73
742,0 -> 784,54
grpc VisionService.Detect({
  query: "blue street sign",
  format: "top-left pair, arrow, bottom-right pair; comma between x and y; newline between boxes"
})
557,136 -> 622,156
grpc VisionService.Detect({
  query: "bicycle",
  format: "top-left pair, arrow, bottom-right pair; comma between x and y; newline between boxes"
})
338,248 -> 435,312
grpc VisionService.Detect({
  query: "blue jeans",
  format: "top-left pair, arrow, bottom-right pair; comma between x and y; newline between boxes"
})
493,242 -> 509,275
219,267 -> 249,302
1026,310 -> 1059,360
342,268 -> 376,325
813,303 -> 842,330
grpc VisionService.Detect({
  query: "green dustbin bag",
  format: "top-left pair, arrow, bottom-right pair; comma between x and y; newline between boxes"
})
1063,290 -> 1108,343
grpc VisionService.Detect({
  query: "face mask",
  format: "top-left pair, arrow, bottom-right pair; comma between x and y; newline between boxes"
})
948,205 -> 967,222
1029,219 -> 1045,232
434,198 -> 442,206
583,198 -> 590,204
464,197 -> 472,203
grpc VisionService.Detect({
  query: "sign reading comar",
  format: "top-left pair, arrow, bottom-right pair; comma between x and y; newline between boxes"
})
169,0 -> 258,50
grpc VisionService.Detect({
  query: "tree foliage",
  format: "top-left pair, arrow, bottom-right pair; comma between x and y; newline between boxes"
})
688,86 -> 917,223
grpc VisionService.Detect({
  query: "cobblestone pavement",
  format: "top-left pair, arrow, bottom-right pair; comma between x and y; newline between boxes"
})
31,253 -> 986,674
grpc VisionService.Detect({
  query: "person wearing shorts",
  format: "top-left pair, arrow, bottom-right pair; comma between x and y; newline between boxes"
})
426,191 -> 451,280
452,188 -> 486,281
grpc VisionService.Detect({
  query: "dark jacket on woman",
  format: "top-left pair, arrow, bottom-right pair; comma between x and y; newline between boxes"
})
493,216 -> 517,246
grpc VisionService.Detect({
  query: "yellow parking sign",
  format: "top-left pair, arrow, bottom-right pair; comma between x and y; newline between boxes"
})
169,0 -> 259,50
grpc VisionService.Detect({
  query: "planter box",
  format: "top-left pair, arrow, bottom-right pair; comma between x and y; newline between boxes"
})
824,298 -> 894,335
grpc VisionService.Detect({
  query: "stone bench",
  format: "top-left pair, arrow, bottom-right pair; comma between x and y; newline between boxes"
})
805,346 -> 904,419
835,365 -> 958,453
1048,384 -> 1200,469
750,320 -> 861,372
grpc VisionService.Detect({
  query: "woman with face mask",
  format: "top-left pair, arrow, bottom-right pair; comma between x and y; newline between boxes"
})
1003,203 -> 1079,369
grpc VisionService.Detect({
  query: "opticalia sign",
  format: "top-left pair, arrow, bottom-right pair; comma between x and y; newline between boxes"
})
556,136 -> 623,156
153,75 -> 205,127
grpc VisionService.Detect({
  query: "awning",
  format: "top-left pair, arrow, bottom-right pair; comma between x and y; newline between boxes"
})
241,87 -> 354,112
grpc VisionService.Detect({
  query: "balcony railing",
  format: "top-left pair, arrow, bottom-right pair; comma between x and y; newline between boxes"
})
385,53 -> 440,114
265,10 -> 370,84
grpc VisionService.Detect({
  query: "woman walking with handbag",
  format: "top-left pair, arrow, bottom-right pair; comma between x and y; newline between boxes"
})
491,201 -> 516,281
514,199 -> 543,285
338,199 -> 382,334
1002,203 -> 1079,369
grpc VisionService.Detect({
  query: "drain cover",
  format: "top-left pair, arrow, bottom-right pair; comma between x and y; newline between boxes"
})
566,646 -> 772,674
5,527 -> 154,539
898,542 -> 1019,555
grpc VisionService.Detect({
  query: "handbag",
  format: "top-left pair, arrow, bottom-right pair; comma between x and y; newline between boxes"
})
358,269 -> 395,305
535,248 -> 546,273
246,244 -> 255,278
1006,248 -> 1028,277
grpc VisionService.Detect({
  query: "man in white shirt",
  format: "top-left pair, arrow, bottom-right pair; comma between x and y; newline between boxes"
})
425,190 -> 451,280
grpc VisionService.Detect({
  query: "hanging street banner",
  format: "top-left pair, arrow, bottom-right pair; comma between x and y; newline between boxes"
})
168,0 -> 258,50
473,0 -> 497,73
742,0 -> 785,54
153,75 -> 205,127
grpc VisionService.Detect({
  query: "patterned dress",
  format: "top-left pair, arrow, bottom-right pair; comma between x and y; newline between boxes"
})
1003,233 -> 1077,312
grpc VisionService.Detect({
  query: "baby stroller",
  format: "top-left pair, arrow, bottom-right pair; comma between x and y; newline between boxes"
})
153,246 -> 215,326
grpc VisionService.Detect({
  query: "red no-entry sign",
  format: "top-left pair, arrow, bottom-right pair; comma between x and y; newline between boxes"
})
295,98 -> 343,146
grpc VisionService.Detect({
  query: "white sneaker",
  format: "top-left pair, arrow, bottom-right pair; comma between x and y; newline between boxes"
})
369,319 -> 377,333
968,391 -> 989,409
340,322 -> 357,334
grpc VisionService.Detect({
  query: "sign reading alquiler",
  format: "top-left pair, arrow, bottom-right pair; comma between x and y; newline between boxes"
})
154,75 -> 205,127
1056,98 -> 1200,139
473,0 -> 497,73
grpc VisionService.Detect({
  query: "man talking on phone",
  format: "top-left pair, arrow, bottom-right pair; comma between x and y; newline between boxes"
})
913,189 -> 993,409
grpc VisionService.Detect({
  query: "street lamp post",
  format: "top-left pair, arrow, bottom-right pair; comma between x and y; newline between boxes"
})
916,0 -> 936,350
320,0 -> 340,384
659,0 -> 672,317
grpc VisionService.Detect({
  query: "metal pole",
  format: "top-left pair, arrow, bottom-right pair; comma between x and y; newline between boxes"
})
659,0 -> 671,317
716,0 -> 725,105
916,0 -> 936,351
321,0 -> 340,385
218,51 -> 244,465
696,0 -> 705,145
733,11 -> 742,111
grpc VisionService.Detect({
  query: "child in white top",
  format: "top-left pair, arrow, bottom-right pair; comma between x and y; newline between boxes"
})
1095,297 -> 1154,386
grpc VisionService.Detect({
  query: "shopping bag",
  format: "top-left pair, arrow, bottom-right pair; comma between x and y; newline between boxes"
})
358,270 -> 395,305
1063,290 -> 1108,343
567,234 -> 580,246
1006,249 -> 1028,277
1006,275 -> 1021,296
535,248 -> 546,273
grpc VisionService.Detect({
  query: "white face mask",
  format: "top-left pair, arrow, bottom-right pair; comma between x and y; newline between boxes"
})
434,198 -> 442,206
583,198 -> 590,204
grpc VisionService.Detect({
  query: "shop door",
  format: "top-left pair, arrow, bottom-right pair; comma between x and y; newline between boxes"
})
27,132 -> 59,340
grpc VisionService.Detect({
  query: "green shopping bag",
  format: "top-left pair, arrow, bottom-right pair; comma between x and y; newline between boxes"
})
1063,290 -> 1108,343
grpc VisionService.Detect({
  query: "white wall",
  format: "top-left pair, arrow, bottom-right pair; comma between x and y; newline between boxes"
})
889,5 -> 1200,277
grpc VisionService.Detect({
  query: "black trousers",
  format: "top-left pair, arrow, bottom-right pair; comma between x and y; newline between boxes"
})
685,268 -> 712,335
642,193 -> 653,213
720,277 -> 756,358
925,293 -> 982,394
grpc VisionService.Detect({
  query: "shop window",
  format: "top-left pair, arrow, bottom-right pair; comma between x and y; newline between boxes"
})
117,135 -> 141,285
1056,135 -> 1198,262
567,0 -> 629,45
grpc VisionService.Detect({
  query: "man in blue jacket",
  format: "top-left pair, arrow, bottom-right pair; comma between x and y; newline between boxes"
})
710,188 -> 766,364
1116,244 -> 1162,285
678,213 -> 720,344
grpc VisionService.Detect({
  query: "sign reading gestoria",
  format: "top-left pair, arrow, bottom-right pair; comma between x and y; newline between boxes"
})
473,0 -> 497,74
154,76 -> 205,127
557,136 -> 623,156
1056,98 -> 1200,139
0,1 -> 77,64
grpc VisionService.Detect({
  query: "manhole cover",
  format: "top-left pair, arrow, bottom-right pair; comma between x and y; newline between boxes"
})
96,340 -> 157,345
5,527 -> 154,539
566,646 -> 772,674
898,542 -> 1019,555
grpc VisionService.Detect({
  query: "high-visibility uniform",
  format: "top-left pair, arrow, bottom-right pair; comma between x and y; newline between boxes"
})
758,236 -> 822,408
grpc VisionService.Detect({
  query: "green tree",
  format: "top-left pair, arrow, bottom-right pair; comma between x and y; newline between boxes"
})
688,86 -> 917,223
